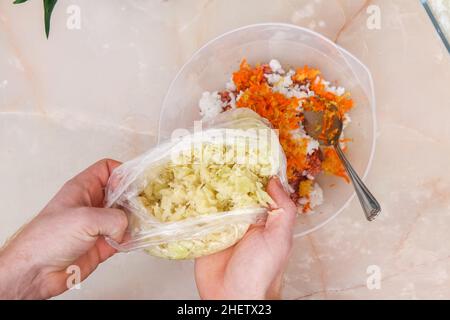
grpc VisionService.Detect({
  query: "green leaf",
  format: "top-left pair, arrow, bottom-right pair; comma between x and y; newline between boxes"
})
44,0 -> 58,38
13,0 -> 58,38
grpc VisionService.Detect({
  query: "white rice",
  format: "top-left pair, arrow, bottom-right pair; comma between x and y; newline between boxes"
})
290,126 -> 320,156
269,59 -> 284,74
321,79 -> 345,96
226,78 -> 237,91
199,91 -> 224,120
309,183 -> 324,209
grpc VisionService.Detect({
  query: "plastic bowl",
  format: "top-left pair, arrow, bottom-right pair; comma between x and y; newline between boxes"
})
158,23 -> 377,237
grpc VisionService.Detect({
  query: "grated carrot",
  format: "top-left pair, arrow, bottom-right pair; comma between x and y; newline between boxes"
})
321,147 -> 349,183
299,180 -> 313,198
232,59 -> 354,184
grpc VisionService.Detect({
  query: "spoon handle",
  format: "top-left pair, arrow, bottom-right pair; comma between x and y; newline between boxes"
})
334,145 -> 381,221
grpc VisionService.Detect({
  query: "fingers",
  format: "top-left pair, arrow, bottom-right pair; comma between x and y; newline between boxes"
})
84,207 -> 128,243
57,208 -> 127,296
264,178 -> 297,243
73,158 -> 121,186
195,247 -> 234,299
74,237 -> 117,277
66,159 -> 122,207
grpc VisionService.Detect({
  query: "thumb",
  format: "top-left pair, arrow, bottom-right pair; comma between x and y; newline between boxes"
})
84,207 -> 128,243
264,178 -> 297,242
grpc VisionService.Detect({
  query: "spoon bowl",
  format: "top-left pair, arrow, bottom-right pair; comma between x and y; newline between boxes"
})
303,109 -> 381,221
303,106 -> 343,146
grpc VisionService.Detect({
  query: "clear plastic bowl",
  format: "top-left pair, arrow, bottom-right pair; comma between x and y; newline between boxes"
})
158,23 -> 377,237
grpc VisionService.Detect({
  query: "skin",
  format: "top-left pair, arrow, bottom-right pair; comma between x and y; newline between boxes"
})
195,178 -> 297,299
0,159 -> 128,299
0,160 -> 296,300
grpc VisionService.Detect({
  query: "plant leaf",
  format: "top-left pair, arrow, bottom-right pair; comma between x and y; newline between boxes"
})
44,0 -> 58,38
13,0 -> 30,4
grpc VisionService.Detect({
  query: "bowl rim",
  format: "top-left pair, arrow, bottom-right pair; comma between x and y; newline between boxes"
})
158,22 -> 378,237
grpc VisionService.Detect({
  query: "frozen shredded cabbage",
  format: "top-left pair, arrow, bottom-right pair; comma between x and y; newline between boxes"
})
139,143 -> 275,222
140,142 -> 274,259
105,109 -> 289,259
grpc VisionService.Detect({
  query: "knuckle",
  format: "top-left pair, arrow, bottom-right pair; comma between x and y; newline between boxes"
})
62,177 -> 77,190
73,207 -> 91,223
99,158 -> 111,165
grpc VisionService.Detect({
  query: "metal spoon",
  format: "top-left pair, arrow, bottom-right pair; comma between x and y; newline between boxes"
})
303,107 -> 381,221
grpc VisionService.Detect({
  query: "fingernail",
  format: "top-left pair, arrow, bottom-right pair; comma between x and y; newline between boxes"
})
268,208 -> 284,216
275,177 -> 284,188
269,202 -> 279,210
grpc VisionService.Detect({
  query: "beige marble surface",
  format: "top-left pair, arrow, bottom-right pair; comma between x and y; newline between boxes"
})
1,0 -> 449,299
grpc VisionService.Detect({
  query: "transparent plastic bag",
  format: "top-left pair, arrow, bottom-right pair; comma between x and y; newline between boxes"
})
105,109 -> 289,259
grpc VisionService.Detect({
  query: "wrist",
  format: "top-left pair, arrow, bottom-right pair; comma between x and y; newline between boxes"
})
0,245 -> 46,299
205,287 -> 268,300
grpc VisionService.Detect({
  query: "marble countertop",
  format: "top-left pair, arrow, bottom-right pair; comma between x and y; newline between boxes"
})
1,0 -> 449,299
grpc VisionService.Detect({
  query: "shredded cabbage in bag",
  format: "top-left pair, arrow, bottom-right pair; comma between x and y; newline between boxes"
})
140,143 -> 274,222
105,109 -> 289,259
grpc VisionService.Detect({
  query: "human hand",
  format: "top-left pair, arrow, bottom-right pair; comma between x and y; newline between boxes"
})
0,159 -> 128,300
195,178 -> 297,300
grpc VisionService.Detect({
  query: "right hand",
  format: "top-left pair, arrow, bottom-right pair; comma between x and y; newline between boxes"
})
195,178 -> 297,299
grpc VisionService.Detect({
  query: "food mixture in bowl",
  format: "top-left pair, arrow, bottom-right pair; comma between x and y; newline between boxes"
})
199,59 -> 353,213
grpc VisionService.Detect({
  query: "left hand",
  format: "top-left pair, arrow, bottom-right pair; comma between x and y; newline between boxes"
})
0,159 -> 128,299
